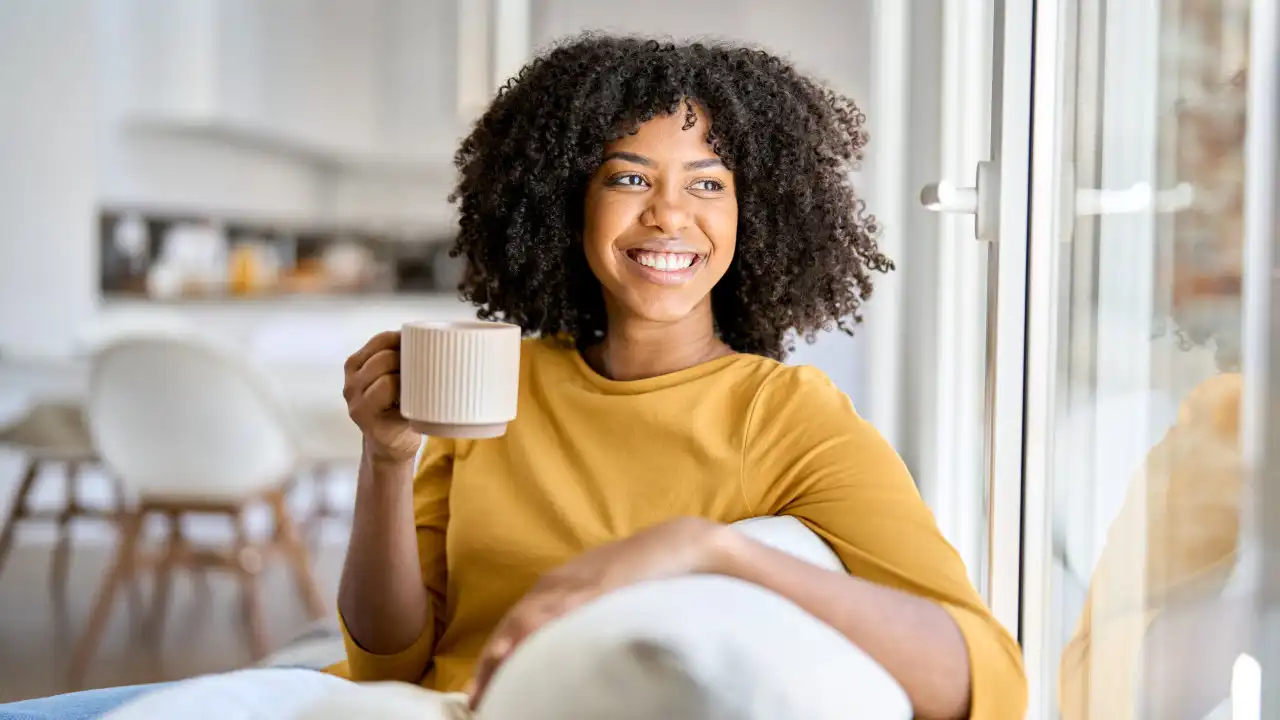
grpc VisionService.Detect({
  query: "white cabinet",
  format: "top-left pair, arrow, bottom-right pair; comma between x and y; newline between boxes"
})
103,0 -> 477,177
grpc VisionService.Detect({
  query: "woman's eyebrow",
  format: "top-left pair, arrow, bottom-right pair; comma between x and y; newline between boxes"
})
600,152 -> 725,171
602,151 -> 653,166
683,157 -> 725,170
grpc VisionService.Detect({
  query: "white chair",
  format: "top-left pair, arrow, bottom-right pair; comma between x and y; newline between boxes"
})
71,333 -> 327,686
0,399 -> 130,600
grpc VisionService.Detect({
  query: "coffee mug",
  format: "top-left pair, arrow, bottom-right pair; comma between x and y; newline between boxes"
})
398,320 -> 522,438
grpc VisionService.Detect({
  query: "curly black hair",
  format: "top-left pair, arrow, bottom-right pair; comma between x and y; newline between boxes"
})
449,34 -> 892,360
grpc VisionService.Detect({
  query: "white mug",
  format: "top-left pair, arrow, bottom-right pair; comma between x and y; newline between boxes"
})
398,320 -> 521,439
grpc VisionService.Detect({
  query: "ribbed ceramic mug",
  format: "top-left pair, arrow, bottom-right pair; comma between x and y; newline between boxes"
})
399,320 -> 521,439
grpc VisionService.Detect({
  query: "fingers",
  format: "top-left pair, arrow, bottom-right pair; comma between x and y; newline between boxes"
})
352,349 -> 401,393
343,330 -> 400,376
343,347 -> 400,406
360,375 -> 401,416
468,634 -> 515,710
469,609 -> 555,710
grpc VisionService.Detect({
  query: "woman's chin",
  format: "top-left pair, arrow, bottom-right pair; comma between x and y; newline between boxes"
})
615,291 -> 710,326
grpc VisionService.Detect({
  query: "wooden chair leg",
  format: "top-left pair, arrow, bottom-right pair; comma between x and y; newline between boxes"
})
146,511 -> 181,644
102,473 -> 145,628
70,509 -> 145,687
49,461 -> 81,599
269,491 -> 326,620
0,460 -> 39,580
110,474 -> 128,509
234,512 -> 269,661
304,464 -> 329,555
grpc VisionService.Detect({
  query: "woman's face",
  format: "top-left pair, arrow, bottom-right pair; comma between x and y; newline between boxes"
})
582,106 -> 738,326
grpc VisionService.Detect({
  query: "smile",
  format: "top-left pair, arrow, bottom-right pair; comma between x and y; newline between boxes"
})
622,249 -> 706,285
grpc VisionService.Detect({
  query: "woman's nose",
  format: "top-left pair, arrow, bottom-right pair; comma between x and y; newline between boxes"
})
641,194 -> 693,235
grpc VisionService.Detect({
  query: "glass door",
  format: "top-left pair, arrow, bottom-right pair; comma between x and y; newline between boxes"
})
1011,0 -> 1273,718
926,0 -> 1277,717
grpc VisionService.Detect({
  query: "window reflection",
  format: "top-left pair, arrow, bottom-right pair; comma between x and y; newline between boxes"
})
1050,1 -> 1251,718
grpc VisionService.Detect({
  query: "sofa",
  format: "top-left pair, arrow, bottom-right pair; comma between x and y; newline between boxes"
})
108,515 -> 913,719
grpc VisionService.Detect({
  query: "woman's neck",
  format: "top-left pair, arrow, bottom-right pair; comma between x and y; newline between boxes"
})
586,305 -> 733,381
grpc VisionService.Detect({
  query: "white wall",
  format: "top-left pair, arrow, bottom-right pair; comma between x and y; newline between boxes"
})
0,2 -> 98,358
95,0 -> 329,217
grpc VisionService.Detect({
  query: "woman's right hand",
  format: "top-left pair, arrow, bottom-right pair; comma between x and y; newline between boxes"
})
344,330 -> 421,464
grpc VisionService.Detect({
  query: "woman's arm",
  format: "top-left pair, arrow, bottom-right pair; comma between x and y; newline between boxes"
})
743,366 -> 1026,720
709,531 -> 971,720
335,437 -> 453,684
337,447 -> 428,657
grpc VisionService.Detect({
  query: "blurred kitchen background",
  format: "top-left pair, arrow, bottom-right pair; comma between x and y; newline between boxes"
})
1,1 -> 1276,718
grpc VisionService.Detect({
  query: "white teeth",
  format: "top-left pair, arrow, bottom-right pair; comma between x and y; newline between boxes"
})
633,251 -> 696,271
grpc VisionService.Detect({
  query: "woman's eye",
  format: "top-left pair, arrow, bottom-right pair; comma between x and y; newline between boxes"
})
608,173 -> 648,188
690,179 -> 725,192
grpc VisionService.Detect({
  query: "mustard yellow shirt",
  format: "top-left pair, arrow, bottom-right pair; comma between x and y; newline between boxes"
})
331,337 -> 1025,716
1059,373 -> 1244,719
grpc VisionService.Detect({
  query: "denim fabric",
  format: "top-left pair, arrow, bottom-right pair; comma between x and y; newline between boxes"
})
0,668 -> 343,720
0,682 -> 169,720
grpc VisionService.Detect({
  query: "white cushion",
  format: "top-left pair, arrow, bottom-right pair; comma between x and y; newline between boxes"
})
479,516 -> 912,720
103,668 -> 353,720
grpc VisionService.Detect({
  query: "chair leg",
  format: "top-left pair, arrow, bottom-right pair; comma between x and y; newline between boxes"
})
0,460 -> 39,580
103,473 -> 145,628
146,511 -> 181,644
110,474 -> 128,510
70,508 -> 145,687
49,461 -> 80,599
269,490 -> 327,620
234,512 -> 269,661
304,464 -> 329,556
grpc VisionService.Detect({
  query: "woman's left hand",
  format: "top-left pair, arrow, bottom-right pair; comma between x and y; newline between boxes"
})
467,516 -> 733,709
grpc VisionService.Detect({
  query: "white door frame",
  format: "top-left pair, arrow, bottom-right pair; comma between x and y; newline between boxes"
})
913,0 -> 1038,629
1017,0 -> 1076,711
922,0 -> 996,593
1242,0 -> 1280,714
983,0 -> 1037,639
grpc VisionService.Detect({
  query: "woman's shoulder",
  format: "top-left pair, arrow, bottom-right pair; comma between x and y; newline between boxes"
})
752,362 -> 850,409
740,362 -> 864,440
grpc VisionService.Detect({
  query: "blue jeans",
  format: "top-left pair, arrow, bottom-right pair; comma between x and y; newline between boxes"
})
0,668 -> 342,720
0,682 -> 170,720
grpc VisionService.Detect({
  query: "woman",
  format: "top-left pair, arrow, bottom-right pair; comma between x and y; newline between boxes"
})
333,35 -> 1022,719
0,35 -> 1024,720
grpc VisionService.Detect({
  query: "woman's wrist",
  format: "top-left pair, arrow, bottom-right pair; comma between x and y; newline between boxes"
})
695,520 -> 752,576
360,440 -> 418,493
363,436 -> 418,467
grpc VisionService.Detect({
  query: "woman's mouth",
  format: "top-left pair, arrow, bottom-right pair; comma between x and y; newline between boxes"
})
622,249 -> 706,285
626,249 -> 700,271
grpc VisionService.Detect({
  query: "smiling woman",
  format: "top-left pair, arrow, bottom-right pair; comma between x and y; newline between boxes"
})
449,36 -> 891,362
583,108 -> 739,331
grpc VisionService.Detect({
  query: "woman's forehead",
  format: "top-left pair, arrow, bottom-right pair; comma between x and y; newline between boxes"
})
605,111 -> 718,160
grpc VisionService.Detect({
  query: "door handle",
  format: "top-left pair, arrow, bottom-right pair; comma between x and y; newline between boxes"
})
919,160 -> 1000,242
1074,182 -> 1195,215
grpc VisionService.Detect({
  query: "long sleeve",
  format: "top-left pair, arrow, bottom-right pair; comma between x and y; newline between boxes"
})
336,436 -> 454,682
742,365 -> 1026,719
1058,374 -> 1244,719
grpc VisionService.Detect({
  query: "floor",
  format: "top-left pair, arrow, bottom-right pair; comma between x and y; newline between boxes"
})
0,537 -> 347,703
